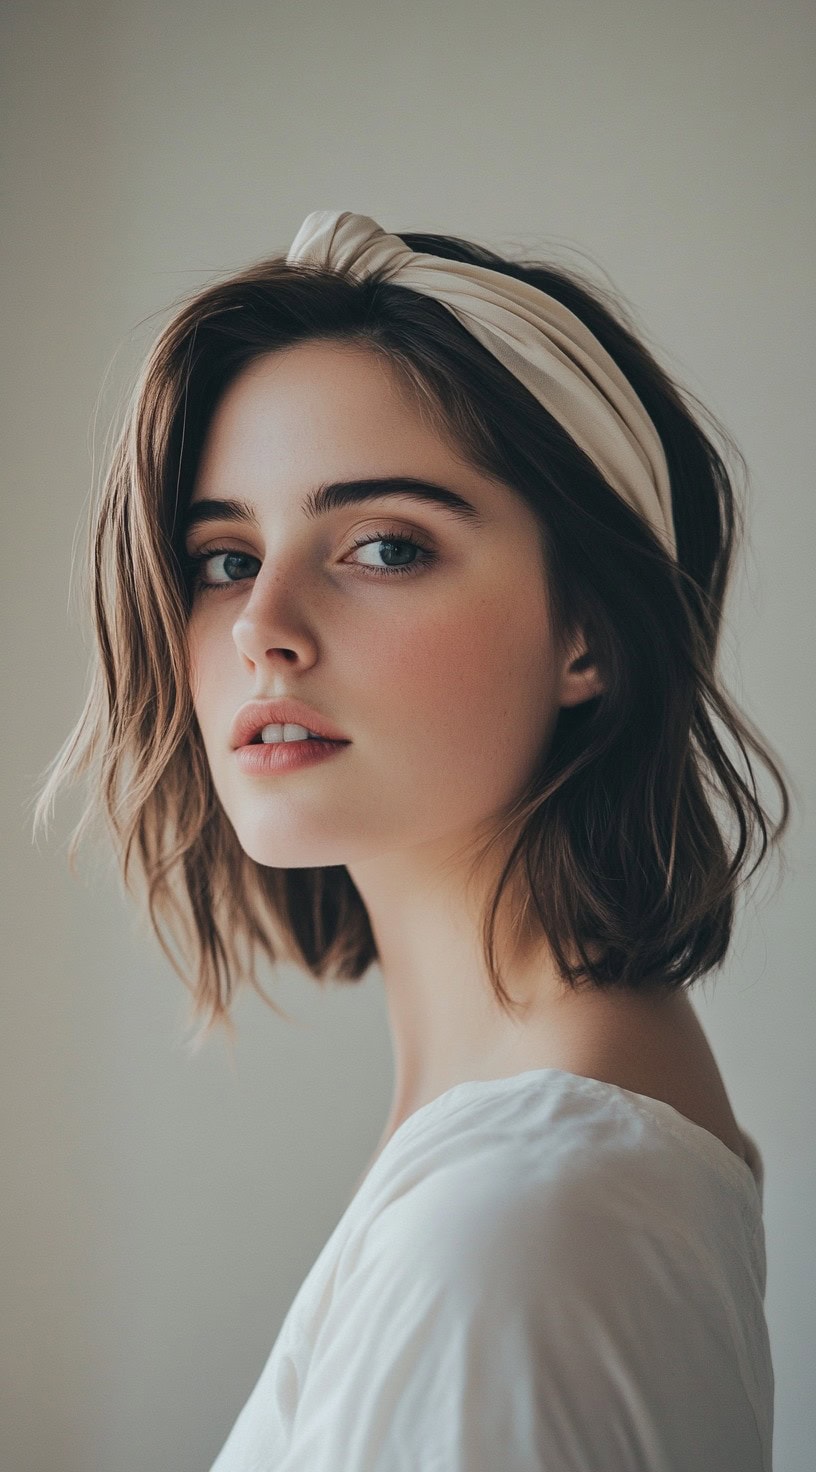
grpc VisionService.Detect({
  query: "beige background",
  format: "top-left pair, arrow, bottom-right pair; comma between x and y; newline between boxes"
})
3,2 -> 814,1469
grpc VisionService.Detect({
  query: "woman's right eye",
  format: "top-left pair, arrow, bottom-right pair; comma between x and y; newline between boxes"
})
186,548 -> 260,591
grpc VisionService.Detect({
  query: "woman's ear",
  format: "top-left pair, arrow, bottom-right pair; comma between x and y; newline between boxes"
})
557,630 -> 606,708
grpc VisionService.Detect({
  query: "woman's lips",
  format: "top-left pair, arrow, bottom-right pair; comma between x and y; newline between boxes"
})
230,700 -> 349,747
234,738 -> 350,775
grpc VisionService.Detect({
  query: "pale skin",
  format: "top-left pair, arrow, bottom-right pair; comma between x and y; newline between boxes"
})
184,339 -> 747,1177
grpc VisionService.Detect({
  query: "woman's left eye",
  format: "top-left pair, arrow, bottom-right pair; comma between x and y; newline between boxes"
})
184,531 -> 436,592
345,530 -> 435,578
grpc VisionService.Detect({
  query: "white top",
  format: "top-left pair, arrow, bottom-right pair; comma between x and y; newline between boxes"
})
210,1067 -> 772,1472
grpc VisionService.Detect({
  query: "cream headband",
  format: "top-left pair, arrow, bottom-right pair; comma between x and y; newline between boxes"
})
285,209 -> 677,562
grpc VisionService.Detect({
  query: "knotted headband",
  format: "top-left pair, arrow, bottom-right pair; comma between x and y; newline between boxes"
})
285,209 -> 677,562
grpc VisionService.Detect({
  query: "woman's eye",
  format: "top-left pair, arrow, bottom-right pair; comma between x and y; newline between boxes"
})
345,530 -> 435,578
185,531 -> 435,592
185,549 -> 260,591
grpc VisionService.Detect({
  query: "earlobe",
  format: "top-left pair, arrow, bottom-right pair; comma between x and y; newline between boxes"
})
559,640 -> 606,707
560,674 -> 605,708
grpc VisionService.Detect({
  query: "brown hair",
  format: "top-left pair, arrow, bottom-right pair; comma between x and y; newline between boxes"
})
30,228 -> 794,1048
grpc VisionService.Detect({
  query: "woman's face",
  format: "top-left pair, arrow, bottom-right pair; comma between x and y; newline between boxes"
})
184,340 -> 586,871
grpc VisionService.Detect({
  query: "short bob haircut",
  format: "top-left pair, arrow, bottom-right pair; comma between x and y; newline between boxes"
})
32,227 -> 793,1047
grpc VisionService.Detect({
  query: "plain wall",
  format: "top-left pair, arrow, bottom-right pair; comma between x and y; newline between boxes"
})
2,2 -> 813,1468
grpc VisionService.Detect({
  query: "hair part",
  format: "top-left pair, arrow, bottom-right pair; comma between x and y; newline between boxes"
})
31,229 -> 794,1049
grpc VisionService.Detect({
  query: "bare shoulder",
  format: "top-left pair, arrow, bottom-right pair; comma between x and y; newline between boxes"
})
553,988 -> 749,1165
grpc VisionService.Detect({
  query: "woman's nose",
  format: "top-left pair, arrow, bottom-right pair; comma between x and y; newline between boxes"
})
230,565 -> 321,670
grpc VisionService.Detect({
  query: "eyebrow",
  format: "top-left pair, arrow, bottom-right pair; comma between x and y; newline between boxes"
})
180,476 -> 485,541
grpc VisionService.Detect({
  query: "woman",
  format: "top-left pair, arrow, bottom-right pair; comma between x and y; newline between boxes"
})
34,210 -> 790,1470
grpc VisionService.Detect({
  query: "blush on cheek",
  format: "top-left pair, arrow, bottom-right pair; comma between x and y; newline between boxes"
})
365,608 -> 478,704
370,601 -> 543,777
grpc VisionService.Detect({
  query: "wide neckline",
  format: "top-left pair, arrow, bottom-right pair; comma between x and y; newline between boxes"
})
367,1066 -> 763,1205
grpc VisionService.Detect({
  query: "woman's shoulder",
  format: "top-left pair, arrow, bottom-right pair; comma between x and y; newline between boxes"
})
358,1058 -> 749,1298
548,986 -> 749,1165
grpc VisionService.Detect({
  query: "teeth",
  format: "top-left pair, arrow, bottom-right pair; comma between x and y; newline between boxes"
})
259,723 -> 319,744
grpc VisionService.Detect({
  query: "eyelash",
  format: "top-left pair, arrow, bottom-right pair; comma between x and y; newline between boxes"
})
184,529 -> 436,592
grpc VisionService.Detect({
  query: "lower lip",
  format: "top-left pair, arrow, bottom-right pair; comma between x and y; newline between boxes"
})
234,739 -> 351,774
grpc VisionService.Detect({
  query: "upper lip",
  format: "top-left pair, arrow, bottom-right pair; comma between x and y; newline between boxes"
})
230,698 -> 350,748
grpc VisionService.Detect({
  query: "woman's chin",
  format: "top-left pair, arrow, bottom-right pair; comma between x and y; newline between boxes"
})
232,822 -> 353,871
